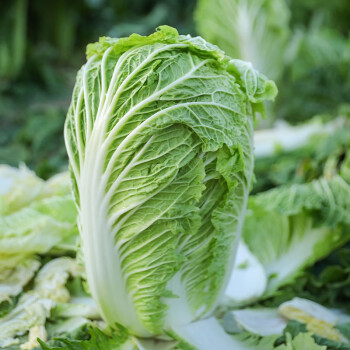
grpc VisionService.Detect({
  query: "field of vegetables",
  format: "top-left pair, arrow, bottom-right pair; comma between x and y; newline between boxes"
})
1,0 -> 350,349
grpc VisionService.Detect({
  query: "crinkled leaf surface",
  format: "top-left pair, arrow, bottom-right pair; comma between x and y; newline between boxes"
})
64,26 -> 276,337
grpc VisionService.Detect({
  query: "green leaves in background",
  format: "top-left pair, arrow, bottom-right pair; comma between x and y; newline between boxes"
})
195,0 -> 290,82
277,28 -> 350,123
0,106 -> 68,179
253,115 -> 350,193
195,0 -> 350,123
0,0 -> 197,179
0,0 -> 27,81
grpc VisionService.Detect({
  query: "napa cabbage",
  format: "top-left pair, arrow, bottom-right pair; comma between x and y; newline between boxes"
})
195,0 -> 290,82
64,26 -> 276,347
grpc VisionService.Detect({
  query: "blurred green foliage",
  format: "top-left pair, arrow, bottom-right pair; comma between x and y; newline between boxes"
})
253,116 -> 350,194
258,246 -> 350,312
277,0 -> 350,123
195,0 -> 350,125
277,27 -> 350,123
0,0 -> 196,179
289,0 -> 350,36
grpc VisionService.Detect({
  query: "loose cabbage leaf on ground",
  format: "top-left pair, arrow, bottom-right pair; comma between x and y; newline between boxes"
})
225,298 -> 350,349
0,257 -> 97,350
226,176 -> 350,305
64,25 -> 276,347
256,113 -> 350,201
0,166 -> 96,349
226,115 -> 350,305
253,115 -> 350,194
0,164 -> 71,215
0,165 -> 78,302
261,244 -> 350,312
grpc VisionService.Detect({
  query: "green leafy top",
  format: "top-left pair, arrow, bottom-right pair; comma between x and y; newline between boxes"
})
86,26 -> 277,111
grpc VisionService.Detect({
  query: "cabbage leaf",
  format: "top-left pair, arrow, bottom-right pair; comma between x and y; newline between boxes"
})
0,166 -> 78,303
243,176 -> 350,294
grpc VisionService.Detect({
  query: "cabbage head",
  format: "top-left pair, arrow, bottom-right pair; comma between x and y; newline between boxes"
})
64,26 -> 277,340
195,0 -> 290,82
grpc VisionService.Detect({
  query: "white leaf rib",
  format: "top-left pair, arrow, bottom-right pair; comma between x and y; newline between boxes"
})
204,154 -> 217,166
102,100 -> 235,187
101,136 -> 154,209
203,173 -> 220,182
97,46 -> 141,121
200,183 -> 221,210
83,55 -> 98,140
73,87 -> 85,172
64,125 -> 80,183
97,44 -> 187,131
100,58 -> 210,154
104,139 -> 200,227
